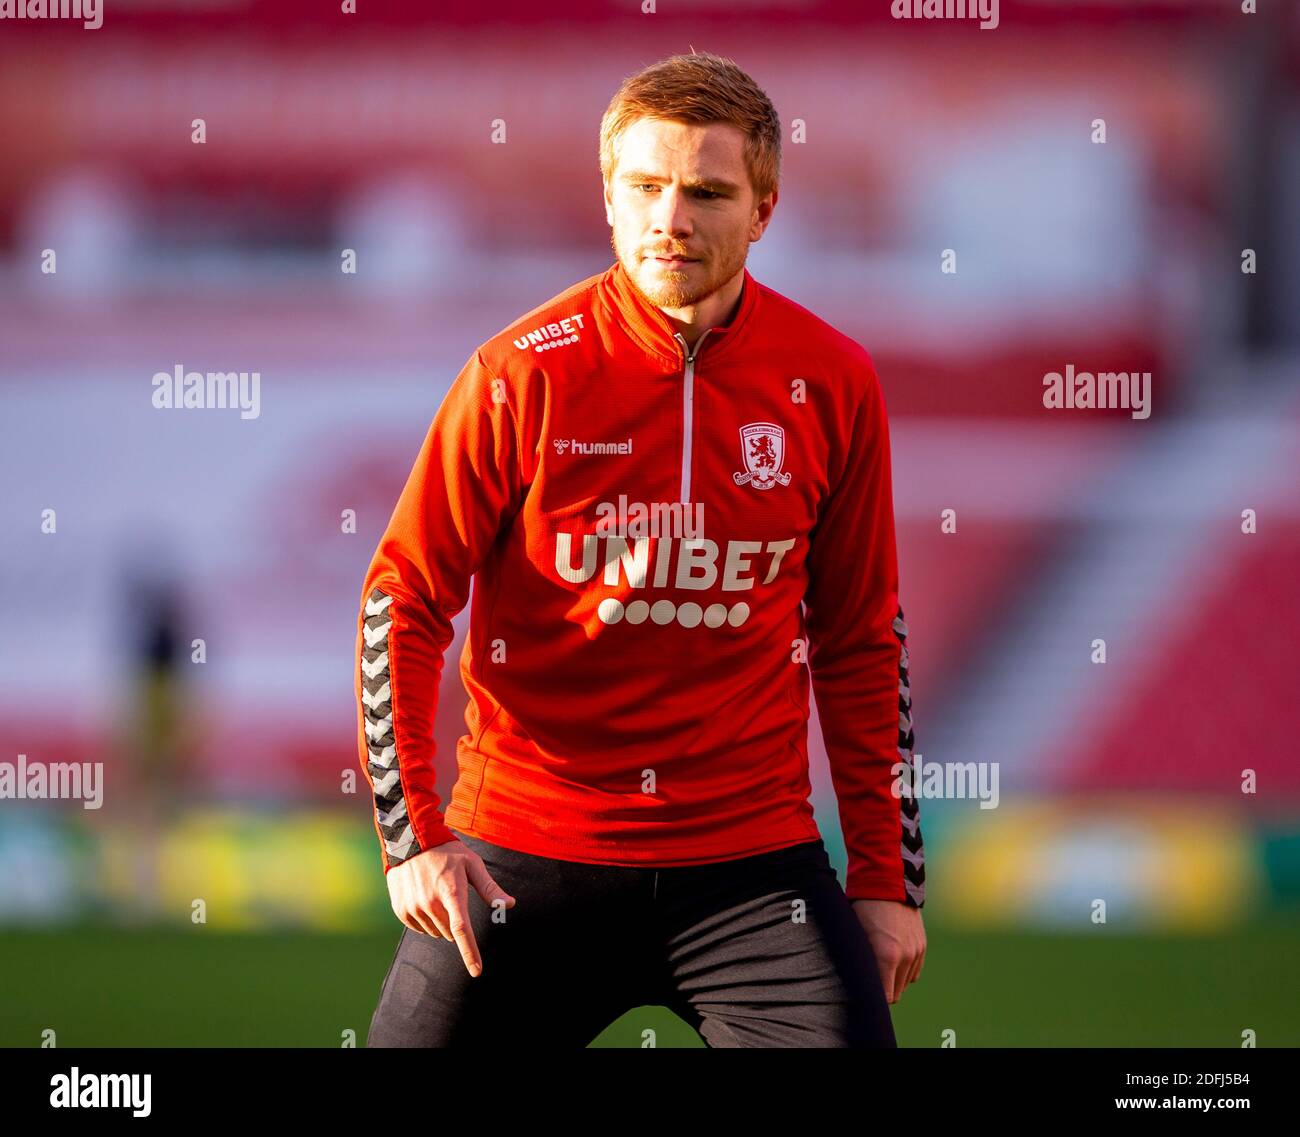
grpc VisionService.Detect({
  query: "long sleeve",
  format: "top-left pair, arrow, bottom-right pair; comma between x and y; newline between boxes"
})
803,357 -> 926,906
355,348 -> 524,874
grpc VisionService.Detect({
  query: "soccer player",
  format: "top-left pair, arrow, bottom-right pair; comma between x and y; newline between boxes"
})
357,50 -> 926,1048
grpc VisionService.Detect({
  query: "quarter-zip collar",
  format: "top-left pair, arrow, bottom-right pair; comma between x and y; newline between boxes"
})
599,256 -> 760,370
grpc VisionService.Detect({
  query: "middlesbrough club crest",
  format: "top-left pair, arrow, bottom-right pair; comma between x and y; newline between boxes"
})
732,422 -> 792,490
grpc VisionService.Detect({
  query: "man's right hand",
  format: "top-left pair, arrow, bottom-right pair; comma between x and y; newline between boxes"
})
384,839 -> 517,978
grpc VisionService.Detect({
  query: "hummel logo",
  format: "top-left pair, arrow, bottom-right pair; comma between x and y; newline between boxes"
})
552,437 -> 632,456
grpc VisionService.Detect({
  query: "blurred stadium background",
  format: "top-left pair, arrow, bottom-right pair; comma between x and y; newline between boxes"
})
1,0 -> 1298,1047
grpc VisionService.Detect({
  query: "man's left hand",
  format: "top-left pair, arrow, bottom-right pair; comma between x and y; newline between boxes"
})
851,899 -> 926,1004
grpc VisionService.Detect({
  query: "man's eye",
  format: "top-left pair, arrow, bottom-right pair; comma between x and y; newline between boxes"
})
632,184 -> 719,199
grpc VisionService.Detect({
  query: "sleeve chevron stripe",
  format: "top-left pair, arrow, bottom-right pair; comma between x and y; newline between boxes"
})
359,587 -> 422,868
895,606 -> 926,908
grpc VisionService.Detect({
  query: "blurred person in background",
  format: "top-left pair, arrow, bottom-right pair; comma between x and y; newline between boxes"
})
103,563 -> 200,924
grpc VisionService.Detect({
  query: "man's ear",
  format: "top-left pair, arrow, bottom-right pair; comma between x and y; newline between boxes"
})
750,187 -> 778,242
603,182 -> 615,227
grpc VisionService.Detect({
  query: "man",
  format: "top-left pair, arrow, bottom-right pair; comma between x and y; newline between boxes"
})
357,50 -> 925,1048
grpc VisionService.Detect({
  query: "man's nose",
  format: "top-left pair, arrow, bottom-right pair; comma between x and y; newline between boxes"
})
651,186 -> 692,234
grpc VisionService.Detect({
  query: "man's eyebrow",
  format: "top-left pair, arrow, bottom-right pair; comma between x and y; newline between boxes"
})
618,170 -> 741,194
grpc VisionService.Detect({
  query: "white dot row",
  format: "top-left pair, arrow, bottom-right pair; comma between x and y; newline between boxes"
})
533,335 -> 580,353
596,598 -> 751,627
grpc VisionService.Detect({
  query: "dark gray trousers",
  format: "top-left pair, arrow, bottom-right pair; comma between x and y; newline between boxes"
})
368,828 -> 897,1048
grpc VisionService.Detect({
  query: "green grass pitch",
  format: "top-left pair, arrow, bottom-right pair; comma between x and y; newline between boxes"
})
2,913 -> 1296,1048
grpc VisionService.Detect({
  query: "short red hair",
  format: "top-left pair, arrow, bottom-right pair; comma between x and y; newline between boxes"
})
599,50 -> 782,203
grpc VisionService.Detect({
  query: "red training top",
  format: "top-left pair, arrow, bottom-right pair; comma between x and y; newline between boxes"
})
354,259 -> 925,905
